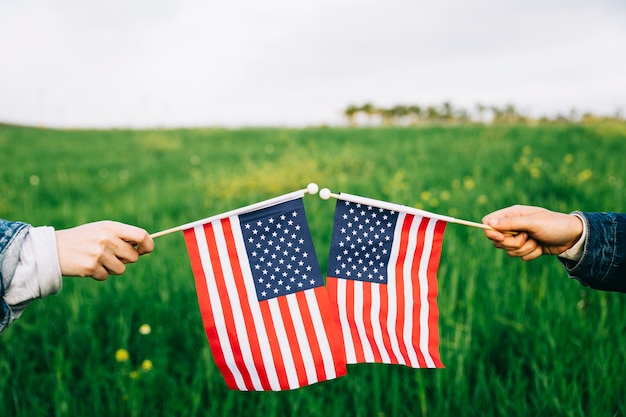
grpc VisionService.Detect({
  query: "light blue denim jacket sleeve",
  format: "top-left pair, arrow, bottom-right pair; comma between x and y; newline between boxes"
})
560,211 -> 626,293
0,219 -> 30,330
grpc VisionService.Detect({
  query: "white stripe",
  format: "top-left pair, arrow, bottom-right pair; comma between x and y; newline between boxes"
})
419,219 -> 438,367
304,289 -> 338,379
402,215 -> 420,368
193,225 -> 247,390
335,278 -> 357,363
267,297 -> 300,389
286,293 -> 317,385
386,213 -> 406,365
352,280 -> 375,362
229,219 -> 282,390
369,280 -> 391,363
212,220 -> 263,390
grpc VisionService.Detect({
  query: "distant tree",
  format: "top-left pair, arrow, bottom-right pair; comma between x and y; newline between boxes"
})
475,103 -> 488,123
379,108 -> 394,126
390,105 -> 409,125
440,101 -> 454,122
425,106 -> 440,123
407,105 -> 422,125
344,104 -> 359,126
360,103 -> 376,125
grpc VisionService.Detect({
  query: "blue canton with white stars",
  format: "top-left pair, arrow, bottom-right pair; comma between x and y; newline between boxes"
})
240,199 -> 323,301
327,201 -> 400,284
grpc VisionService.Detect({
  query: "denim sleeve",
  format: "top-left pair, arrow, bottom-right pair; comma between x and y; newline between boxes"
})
559,211 -> 626,293
0,219 -> 30,331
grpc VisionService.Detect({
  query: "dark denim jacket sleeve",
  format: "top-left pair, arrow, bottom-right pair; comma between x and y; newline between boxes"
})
559,211 -> 626,293
0,219 -> 30,330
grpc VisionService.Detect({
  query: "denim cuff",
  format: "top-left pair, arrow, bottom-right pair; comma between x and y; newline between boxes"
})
1,220 -> 30,331
560,211 -> 626,293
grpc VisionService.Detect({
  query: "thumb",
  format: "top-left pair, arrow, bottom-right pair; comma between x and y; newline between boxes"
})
487,216 -> 531,233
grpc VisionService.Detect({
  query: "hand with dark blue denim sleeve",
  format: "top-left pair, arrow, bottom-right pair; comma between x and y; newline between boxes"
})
482,205 -> 626,293
482,205 -> 584,261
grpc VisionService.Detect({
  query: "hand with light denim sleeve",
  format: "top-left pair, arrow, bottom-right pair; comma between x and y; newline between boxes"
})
1,219 -> 154,333
482,206 -> 626,293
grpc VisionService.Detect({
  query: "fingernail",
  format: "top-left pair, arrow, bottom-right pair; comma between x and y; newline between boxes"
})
489,218 -> 500,226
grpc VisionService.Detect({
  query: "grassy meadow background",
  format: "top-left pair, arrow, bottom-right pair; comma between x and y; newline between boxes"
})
1,123 -> 625,416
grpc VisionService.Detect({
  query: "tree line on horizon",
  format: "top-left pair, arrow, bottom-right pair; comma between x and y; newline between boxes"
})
343,102 -> 625,126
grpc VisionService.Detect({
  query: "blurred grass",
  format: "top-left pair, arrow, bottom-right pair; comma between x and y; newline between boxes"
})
1,123 -> 625,416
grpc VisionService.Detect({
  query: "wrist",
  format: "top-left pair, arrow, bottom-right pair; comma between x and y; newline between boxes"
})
558,213 -> 586,261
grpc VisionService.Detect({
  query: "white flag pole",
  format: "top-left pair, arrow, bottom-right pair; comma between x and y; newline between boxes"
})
150,183 -> 320,238
318,187 -> 495,232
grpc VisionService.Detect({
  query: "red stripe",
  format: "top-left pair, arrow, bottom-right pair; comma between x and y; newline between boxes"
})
258,299 -> 290,389
345,279 -> 366,362
377,268 -> 395,363
296,290 -> 326,383
202,222 -> 254,390
276,295 -> 309,388
410,217 -> 430,368
324,277 -> 350,371
220,218 -> 272,389
183,227 -> 237,390
311,285 -> 347,377
428,220 -> 447,367
360,280 -> 382,362
393,214 -> 413,365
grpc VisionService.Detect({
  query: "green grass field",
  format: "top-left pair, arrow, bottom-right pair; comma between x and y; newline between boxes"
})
1,123 -> 625,416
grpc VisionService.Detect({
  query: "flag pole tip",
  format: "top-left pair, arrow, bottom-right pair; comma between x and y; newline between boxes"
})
319,188 -> 332,200
307,183 -> 319,195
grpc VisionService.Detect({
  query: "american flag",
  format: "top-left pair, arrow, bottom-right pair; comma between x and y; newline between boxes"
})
326,198 -> 446,368
184,197 -> 346,391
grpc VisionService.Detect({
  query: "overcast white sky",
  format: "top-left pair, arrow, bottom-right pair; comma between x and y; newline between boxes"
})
1,0 -> 625,128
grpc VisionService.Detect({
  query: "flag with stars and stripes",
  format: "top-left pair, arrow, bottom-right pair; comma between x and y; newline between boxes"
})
183,197 -> 346,391
326,198 -> 446,368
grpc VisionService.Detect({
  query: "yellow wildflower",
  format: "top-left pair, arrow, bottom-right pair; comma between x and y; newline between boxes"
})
577,169 -> 593,182
139,324 -> 152,335
115,349 -> 130,362
530,167 -> 541,178
141,360 -> 154,372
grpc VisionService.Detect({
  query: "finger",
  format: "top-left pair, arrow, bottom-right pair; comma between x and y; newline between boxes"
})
505,238 -> 539,258
112,240 -> 140,264
520,246 -> 544,261
103,221 -> 155,255
91,265 -> 110,281
484,229 -> 507,242
101,252 -> 128,276
491,232 -> 529,251
118,223 -> 154,255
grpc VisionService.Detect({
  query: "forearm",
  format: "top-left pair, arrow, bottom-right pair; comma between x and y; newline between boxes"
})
559,211 -> 626,293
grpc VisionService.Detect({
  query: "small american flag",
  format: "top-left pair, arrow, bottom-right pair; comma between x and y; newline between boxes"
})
326,198 -> 446,368
184,197 -> 346,391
